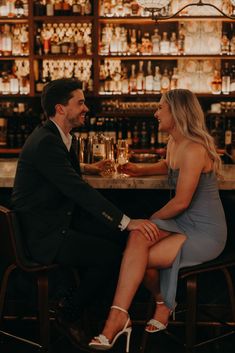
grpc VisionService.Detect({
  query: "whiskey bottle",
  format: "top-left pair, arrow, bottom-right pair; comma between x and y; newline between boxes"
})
211,69 -> 222,94
161,68 -> 170,93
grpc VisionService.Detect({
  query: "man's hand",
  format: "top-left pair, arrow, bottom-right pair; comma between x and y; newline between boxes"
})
127,219 -> 160,242
84,160 -> 115,175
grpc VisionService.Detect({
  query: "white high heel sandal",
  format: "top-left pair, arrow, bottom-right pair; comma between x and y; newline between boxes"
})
89,305 -> 132,352
145,301 -> 176,334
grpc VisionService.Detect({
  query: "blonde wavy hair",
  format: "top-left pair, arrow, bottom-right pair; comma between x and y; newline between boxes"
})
162,89 -> 221,174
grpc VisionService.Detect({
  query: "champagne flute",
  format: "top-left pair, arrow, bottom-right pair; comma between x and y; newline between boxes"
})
116,139 -> 129,178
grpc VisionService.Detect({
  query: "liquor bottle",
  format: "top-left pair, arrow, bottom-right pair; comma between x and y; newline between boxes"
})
178,22 -> 185,55
230,24 -> 235,55
46,0 -> 54,16
14,0 -> 24,17
1,71 -> 10,94
136,60 -> 144,94
169,32 -> 178,55
230,64 -> 235,92
161,68 -> 170,93
150,124 -> 156,150
170,67 -> 178,90
34,0 -> 46,16
152,66 -> 161,94
54,0 -> 63,15
121,66 -> 129,94
140,32 -> 152,55
84,0 -> 92,15
12,24 -> 21,56
2,24 -> 12,56
129,29 -> 138,55
129,64 -> 137,94
221,62 -> 230,94
7,0 -> 15,17
211,116 -> 224,149
211,69 -> 222,94
9,63 -> 19,94
221,32 -> 230,55
160,32 -> 170,54
132,123 -> 140,148
145,60 -> 153,93
110,25 -> 118,55
225,119 -> 232,155
20,24 -> 29,56
35,28 -> 43,55
62,0 -> 71,15
140,121 -> 148,148
151,28 -> 161,55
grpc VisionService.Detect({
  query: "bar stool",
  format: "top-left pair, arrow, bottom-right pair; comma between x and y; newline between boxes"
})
140,249 -> 235,353
0,205 -> 59,352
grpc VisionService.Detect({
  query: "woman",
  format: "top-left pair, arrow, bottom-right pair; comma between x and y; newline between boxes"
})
89,89 -> 227,352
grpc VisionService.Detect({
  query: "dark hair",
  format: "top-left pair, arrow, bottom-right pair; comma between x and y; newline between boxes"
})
41,78 -> 83,118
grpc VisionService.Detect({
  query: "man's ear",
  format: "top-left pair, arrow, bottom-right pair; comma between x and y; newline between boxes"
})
55,104 -> 65,115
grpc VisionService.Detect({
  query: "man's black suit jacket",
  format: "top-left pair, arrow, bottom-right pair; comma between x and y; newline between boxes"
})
11,120 -> 124,264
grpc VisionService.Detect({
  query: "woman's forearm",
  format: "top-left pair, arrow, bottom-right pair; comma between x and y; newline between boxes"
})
151,197 -> 187,220
130,160 -> 168,176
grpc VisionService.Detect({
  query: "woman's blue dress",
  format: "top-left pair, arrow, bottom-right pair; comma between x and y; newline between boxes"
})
151,168 -> 227,310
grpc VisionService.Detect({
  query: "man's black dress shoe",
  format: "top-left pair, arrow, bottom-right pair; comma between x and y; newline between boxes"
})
55,313 -> 92,352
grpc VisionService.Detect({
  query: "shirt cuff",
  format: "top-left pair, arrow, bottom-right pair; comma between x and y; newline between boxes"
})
118,214 -> 131,231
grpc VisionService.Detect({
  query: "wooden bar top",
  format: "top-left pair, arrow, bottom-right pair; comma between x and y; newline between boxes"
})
0,159 -> 235,190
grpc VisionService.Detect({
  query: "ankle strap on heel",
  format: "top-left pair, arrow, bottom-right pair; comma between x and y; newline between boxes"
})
111,305 -> 128,314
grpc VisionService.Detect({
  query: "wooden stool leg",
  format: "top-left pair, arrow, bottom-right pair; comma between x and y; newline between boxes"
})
37,273 -> 50,352
222,268 -> 235,321
185,274 -> 197,353
0,265 -> 16,327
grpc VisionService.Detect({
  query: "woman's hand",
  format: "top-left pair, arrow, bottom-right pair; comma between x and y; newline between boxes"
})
127,219 -> 160,242
118,162 -> 141,176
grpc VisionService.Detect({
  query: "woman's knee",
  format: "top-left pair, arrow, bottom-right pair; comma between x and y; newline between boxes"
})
126,230 -> 152,249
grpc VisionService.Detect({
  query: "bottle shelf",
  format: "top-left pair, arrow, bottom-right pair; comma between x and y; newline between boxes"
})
33,16 -> 94,22
99,16 -> 235,23
0,17 -> 28,23
97,93 -> 235,98
0,56 -> 29,60
98,55 -> 235,60
0,148 -> 22,154
33,54 -> 93,60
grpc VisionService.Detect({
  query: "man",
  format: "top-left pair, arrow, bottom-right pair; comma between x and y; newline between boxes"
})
11,78 -> 157,349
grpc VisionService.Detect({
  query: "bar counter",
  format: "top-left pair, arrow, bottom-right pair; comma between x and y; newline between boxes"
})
1,159 -> 235,190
